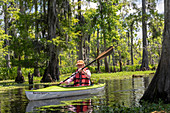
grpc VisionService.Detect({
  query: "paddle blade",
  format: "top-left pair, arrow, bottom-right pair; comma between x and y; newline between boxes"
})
96,46 -> 113,60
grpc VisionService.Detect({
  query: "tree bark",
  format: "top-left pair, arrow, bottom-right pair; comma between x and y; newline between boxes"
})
127,31 -> 130,65
42,0 -> 47,39
4,2 -> 11,68
97,29 -> 100,73
87,35 -> 90,64
100,1 -> 109,72
112,48 -> 115,66
130,24 -> 134,65
34,0 -> 40,77
140,0 -> 170,103
141,0 -> 149,70
104,45 -> 109,72
83,34 -> 87,62
78,0 -> 83,60
71,51 -> 74,65
112,41 -> 115,67
33,61 -> 40,77
41,0 -> 59,82
28,72 -> 33,84
35,0 -> 38,40
118,50 -> 122,72
15,56 -> 25,83
104,35 -> 109,72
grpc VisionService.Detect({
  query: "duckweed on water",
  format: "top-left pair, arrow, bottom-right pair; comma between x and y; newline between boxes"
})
95,102 -> 169,113
0,86 -> 25,93
37,99 -> 170,113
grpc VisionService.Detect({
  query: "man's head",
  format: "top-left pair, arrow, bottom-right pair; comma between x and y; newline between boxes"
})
76,60 -> 85,68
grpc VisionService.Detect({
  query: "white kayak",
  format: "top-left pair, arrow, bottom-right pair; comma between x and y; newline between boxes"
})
25,84 -> 105,101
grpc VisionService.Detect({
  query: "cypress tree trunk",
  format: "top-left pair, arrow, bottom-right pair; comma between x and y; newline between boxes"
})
97,29 -> 100,73
130,23 -> 134,65
118,50 -> 122,72
34,0 -> 40,77
15,56 -> 25,83
112,48 -> 115,66
103,22 -> 109,72
48,0 -> 57,81
104,36 -> 109,72
83,34 -> 87,62
41,0 -> 59,82
71,51 -> 74,65
99,0 -> 109,72
78,0 -> 83,60
56,54 -> 60,80
4,2 -> 11,68
127,31 -> 130,65
140,0 -> 170,103
33,61 -> 40,77
42,0 -> 47,39
141,0 -> 149,70
112,40 -> 115,67
86,34 -> 90,64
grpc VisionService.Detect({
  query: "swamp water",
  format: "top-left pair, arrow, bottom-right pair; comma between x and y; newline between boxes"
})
0,75 -> 153,113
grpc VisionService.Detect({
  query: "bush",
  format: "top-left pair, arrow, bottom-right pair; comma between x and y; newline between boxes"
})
87,66 -> 96,73
0,67 -> 34,80
60,67 -> 77,74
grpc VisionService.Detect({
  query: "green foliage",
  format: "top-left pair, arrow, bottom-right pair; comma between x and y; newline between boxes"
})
0,0 -> 164,81
0,67 -> 34,80
60,67 -> 77,74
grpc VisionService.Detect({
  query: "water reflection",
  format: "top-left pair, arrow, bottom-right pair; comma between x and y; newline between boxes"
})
66,99 -> 92,113
26,95 -> 95,112
143,76 -> 150,89
103,75 -> 153,107
0,75 -> 154,113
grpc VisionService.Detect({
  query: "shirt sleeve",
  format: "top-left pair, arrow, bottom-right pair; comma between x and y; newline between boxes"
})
86,70 -> 91,78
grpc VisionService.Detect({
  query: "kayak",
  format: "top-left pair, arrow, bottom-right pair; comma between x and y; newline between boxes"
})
25,83 -> 105,101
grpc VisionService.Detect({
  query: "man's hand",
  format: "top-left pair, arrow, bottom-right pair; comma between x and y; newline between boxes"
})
78,68 -> 82,72
78,68 -> 90,78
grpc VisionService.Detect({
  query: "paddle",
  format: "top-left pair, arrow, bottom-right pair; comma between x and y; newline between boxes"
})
57,46 -> 113,86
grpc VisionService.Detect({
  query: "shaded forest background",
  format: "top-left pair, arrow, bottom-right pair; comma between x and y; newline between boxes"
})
0,0 -> 164,81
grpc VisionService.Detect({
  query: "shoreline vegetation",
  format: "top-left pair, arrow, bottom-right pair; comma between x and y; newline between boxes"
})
0,70 -> 155,87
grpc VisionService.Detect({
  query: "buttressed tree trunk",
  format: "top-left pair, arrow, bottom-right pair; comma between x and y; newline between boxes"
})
140,0 -> 170,103
41,0 -> 58,82
141,0 -> 149,70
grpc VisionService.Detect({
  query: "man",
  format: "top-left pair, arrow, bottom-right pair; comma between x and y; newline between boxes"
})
60,60 -> 91,86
